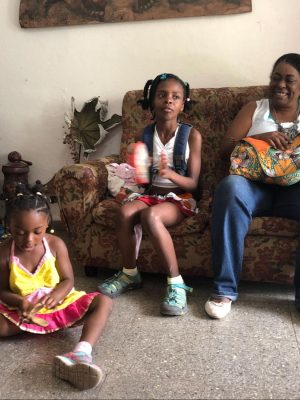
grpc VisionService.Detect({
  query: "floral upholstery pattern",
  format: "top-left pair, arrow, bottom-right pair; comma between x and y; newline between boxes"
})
54,86 -> 300,284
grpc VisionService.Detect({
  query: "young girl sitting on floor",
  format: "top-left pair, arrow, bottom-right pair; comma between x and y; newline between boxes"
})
0,182 -> 112,390
98,73 -> 202,316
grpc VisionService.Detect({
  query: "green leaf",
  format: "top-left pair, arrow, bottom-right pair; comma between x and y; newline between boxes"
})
101,114 -> 122,131
65,96 -> 122,159
72,98 -> 99,132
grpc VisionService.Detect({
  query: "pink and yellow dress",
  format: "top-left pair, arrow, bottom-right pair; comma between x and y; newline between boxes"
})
0,238 -> 99,334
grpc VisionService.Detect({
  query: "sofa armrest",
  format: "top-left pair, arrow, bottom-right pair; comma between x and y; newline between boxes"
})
53,155 -> 120,234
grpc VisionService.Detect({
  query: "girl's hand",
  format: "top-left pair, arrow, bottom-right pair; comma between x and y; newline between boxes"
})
252,131 -> 291,150
40,293 -> 61,309
19,298 -> 35,316
20,301 -> 49,327
159,151 -> 172,179
19,298 -> 36,319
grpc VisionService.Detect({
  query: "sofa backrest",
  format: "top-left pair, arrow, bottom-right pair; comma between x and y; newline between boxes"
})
121,85 -> 269,193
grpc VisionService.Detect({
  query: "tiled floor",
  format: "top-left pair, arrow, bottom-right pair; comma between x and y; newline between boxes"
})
1,225 -> 300,399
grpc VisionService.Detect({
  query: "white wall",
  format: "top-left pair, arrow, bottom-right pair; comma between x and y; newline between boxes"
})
0,0 -> 299,190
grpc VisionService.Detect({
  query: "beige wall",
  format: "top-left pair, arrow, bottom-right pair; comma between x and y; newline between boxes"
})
0,0 -> 299,190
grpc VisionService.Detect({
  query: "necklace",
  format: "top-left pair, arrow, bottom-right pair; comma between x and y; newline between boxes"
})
271,104 -> 300,140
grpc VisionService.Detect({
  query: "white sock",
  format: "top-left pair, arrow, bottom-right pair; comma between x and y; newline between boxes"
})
74,341 -> 92,355
167,275 -> 184,285
123,267 -> 138,276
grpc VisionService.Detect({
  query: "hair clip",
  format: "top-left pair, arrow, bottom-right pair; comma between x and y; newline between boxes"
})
160,73 -> 167,80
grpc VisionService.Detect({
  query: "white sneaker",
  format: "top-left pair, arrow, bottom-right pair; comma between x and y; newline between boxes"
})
205,297 -> 232,319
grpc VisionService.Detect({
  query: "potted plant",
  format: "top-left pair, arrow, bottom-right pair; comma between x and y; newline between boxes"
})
64,96 -> 122,163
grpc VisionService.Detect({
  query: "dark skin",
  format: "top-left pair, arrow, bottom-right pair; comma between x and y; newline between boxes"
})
117,78 -> 202,277
220,61 -> 300,160
214,61 -> 300,304
0,210 -> 112,339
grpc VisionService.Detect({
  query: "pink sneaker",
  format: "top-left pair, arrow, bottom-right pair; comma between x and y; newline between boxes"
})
53,351 -> 104,390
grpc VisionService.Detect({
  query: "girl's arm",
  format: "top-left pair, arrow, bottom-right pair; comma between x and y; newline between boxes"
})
159,127 -> 202,192
0,240 -> 25,310
40,235 -> 75,309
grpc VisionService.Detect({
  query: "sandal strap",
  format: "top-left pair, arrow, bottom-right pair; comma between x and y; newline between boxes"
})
102,271 -> 132,289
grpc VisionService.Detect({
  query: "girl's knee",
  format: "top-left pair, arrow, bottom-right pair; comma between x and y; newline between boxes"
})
117,206 -> 129,221
140,207 -> 160,229
95,293 -> 113,314
117,203 -> 141,225
115,207 -> 133,230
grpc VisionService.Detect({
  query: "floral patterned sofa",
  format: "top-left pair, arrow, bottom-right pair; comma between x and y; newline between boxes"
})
53,86 -> 300,284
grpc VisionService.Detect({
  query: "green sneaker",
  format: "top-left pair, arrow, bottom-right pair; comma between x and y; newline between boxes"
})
160,283 -> 193,316
97,271 -> 142,298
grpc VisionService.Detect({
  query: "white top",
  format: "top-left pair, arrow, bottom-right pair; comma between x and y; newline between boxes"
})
247,98 -> 300,136
152,125 -> 190,188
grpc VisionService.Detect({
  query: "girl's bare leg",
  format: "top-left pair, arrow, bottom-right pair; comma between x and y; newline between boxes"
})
97,201 -> 148,298
116,200 -> 148,268
79,294 -> 112,346
54,294 -> 112,390
140,203 -> 185,277
141,203 -> 191,316
0,314 -> 22,337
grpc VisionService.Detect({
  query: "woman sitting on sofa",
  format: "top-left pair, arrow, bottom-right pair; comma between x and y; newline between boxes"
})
205,53 -> 300,319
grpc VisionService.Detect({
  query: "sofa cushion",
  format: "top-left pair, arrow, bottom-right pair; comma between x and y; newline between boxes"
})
92,198 -> 209,235
248,216 -> 300,237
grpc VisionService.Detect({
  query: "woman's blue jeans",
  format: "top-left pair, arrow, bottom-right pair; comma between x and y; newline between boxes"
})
211,175 -> 300,303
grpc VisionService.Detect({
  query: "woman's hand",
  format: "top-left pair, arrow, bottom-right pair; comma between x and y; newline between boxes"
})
252,131 -> 291,150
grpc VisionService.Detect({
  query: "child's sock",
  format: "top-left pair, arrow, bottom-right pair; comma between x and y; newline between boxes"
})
167,275 -> 184,285
74,341 -> 92,356
123,266 -> 138,276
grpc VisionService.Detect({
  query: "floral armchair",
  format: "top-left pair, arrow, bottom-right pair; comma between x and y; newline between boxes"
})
53,86 -> 300,284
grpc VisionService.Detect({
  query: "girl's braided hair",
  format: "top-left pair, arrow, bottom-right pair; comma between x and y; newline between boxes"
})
5,180 -> 53,230
137,73 -> 191,113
